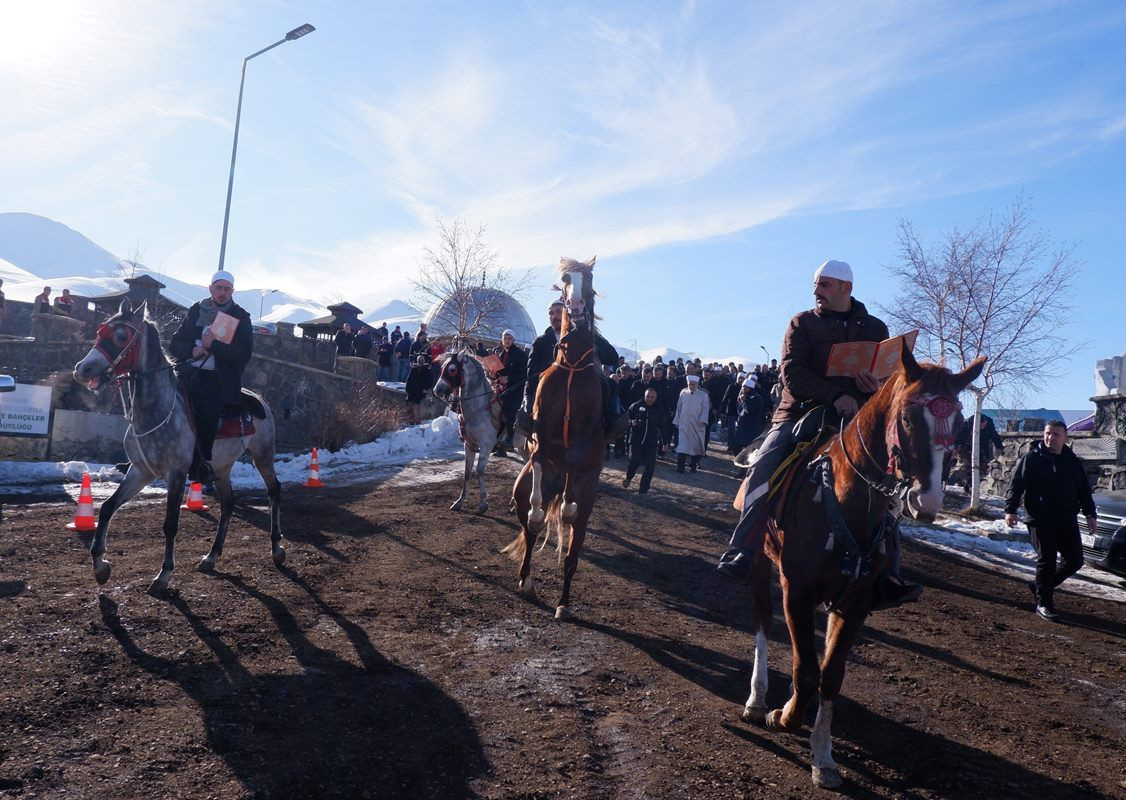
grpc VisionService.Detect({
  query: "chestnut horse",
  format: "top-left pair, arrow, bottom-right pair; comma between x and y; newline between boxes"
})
506,256 -> 605,620
741,343 -> 984,788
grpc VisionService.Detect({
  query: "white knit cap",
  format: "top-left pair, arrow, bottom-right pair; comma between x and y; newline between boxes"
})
686,374 -> 701,383
813,259 -> 853,283
211,270 -> 235,286
502,329 -> 516,338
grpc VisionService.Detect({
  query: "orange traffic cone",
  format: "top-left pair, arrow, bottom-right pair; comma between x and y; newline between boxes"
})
66,473 -> 96,532
181,481 -> 209,512
304,447 -> 326,488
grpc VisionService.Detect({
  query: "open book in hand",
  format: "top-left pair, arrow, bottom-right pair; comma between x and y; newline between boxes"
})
825,330 -> 918,381
208,311 -> 240,346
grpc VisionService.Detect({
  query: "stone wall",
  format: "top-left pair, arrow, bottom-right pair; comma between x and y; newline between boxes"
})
980,403 -> 1126,494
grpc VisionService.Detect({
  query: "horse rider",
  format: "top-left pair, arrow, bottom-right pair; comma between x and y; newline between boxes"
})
170,270 -> 253,484
493,328 -> 528,453
515,299 -> 626,441
716,259 -> 922,610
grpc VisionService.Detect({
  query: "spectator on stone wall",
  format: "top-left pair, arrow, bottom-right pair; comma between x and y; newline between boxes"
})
376,338 -> 394,381
352,326 -> 373,358
54,289 -> 75,316
395,332 -> 413,381
34,287 -> 51,314
334,323 -> 355,357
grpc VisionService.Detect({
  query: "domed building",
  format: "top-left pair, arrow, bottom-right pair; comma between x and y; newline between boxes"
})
422,287 -> 536,346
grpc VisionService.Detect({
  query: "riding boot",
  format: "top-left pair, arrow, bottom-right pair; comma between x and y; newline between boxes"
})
676,453 -> 686,473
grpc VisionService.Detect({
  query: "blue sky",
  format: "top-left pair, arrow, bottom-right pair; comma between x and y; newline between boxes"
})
2,1 -> 1123,409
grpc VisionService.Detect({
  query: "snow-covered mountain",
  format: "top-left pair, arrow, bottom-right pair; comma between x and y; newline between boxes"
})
0,212 -> 322,324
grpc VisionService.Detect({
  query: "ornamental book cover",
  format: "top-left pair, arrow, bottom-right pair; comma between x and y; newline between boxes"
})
825,330 -> 919,380
209,311 -> 240,345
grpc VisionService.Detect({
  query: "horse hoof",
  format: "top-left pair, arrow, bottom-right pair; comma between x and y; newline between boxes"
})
93,560 -> 111,586
554,605 -> 573,621
765,709 -> 786,731
272,545 -> 287,567
197,556 -> 215,573
812,766 -> 843,789
476,503 -> 488,515
518,579 -> 536,599
741,705 -> 766,724
450,500 -> 464,512
147,577 -> 169,596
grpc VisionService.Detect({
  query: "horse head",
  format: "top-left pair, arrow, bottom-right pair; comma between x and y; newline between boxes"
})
557,256 -> 597,333
886,341 -> 985,521
433,350 -> 483,401
74,298 -> 159,390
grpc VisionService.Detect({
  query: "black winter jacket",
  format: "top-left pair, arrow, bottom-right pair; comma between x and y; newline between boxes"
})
170,301 -> 252,406
1005,442 -> 1096,526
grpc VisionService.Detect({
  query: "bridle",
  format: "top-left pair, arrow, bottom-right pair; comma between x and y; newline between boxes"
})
840,393 -> 962,498
94,320 -> 145,379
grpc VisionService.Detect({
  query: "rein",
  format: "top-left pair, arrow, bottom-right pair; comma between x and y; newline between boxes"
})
553,345 -> 594,448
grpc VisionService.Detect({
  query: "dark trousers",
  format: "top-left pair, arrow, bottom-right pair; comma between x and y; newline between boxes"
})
500,391 -> 521,443
1028,522 -> 1084,608
676,453 -> 700,472
186,368 -> 223,462
627,447 -> 657,493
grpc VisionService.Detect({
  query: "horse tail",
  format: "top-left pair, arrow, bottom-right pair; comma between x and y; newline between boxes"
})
501,495 -> 563,562
501,532 -> 525,563
541,496 -> 565,562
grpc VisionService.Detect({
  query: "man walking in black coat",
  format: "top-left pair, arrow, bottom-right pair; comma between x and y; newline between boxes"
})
622,388 -> 664,494
1005,420 -> 1097,621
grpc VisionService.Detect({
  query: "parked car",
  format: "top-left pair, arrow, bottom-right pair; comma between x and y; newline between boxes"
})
1080,490 -> 1126,578
0,374 -> 14,392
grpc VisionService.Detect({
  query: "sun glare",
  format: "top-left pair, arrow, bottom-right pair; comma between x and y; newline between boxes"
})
0,2 -> 86,68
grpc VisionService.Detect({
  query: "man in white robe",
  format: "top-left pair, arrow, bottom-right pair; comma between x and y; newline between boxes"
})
673,374 -> 710,473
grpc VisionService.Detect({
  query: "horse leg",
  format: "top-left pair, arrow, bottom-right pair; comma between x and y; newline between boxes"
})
742,555 -> 774,723
90,468 -> 151,586
451,448 -> 473,511
503,461 -> 537,598
474,448 -> 490,515
249,444 -> 285,567
198,470 -> 235,573
149,477 -> 187,595
527,459 -> 545,532
767,583 -> 819,733
560,471 -> 578,522
555,476 -> 595,620
808,610 -> 866,789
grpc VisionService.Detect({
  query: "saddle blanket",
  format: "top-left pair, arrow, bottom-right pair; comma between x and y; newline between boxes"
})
217,412 -> 256,439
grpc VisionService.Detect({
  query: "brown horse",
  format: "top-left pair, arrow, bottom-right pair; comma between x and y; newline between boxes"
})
506,256 -> 605,620
741,343 -> 984,788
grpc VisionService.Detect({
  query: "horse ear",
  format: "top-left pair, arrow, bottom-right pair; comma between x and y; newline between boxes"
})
119,298 -> 133,318
136,300 -> 148,320
588,255 -> 597,269
899,337 -> 923,383
952,355 -> 987,392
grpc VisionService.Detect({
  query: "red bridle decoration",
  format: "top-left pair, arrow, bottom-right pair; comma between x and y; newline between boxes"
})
885,394 -> 963,476
94,321 -> 144,377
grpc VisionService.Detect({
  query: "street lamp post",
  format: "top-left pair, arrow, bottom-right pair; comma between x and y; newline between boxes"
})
759,345 -> 771,365
217,23 -> 315,271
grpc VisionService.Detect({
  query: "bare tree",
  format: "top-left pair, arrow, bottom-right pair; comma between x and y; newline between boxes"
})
118,243 -> 146,281
411,218 -> 534,346
883,196 -> 1083,510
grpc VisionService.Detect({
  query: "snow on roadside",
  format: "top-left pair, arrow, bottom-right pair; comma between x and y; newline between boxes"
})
0,411 -> 464,498
903,514 -> 1126,604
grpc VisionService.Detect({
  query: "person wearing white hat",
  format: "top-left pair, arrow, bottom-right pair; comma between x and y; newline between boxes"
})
717,259 -> 922,610
673,373 -> 710,473
492,328 -> 528,453
169,270 -> 252,484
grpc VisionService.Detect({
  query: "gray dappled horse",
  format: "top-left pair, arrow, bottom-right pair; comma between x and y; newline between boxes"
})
433,351 -> 504,514
73,299 -> 283,594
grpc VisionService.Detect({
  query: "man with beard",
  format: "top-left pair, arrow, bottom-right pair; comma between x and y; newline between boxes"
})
170,270 -> 252,484
673,374 -> 710,473
493,329 -> 528,453
715,259 -> 921,611
623,387 -> 665,494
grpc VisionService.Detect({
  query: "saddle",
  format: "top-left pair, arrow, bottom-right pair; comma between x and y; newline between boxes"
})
733,404 -> 840,514
176,378 -> 265,440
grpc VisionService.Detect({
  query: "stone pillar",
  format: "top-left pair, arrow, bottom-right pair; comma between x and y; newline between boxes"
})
1091,393 -> 1126,490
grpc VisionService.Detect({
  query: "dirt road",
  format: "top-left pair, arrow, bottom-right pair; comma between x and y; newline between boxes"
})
1,451 -> 1123,799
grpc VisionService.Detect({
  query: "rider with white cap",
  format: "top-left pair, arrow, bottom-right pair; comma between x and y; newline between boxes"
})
170,270 -> 253,483
492,327 -> 528,452
716,259 -> 922,609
